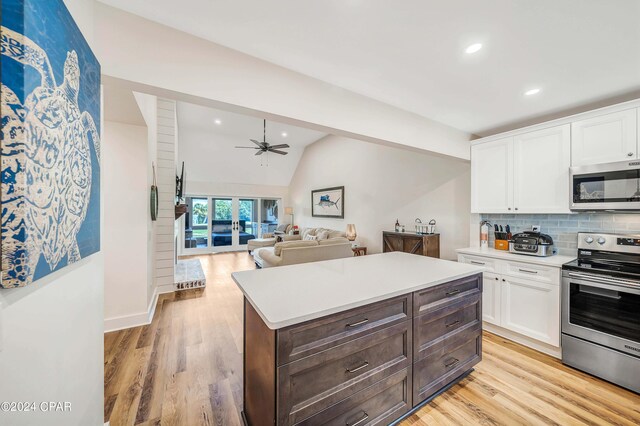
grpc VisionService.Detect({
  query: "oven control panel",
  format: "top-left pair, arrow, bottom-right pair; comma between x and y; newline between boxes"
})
578,232 -> 640,254
617,237 -> 640,246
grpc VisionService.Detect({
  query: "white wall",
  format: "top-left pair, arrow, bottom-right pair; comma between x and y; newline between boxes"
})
134,93 -> 159,306
103,121 -> 150,330
186,181 -> 289,202
289,136 -> 471,260
94,3 -> 473,161
0,1 -> 104,425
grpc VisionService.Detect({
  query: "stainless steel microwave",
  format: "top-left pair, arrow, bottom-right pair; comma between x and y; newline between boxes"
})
570,159 -> 640,211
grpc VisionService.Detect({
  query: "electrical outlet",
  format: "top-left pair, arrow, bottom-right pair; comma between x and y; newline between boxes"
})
532,225 -> 541,232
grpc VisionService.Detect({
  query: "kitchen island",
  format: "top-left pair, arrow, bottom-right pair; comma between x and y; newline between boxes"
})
232,252 -> 484,426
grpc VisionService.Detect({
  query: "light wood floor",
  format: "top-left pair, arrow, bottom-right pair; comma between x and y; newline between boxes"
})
104,252 -> 640,426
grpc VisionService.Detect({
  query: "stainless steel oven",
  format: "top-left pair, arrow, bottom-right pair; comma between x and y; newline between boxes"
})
561,232 -> 640,393
570,159 -> 640,211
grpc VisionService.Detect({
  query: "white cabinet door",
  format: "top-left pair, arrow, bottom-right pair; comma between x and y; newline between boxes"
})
501,276 -> 560,346
513,125 -> 571,213
471,137 -> 513,213
482,271 -> 502,326
571,109 -> 637,166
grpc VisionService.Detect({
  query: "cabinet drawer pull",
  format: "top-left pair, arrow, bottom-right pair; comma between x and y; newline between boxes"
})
346,318 -> 369,328
346,361 -> 369,374
470,260 -> 485,265
445,320 -> 460,328
445,358 -> 460,368
347,412 -> 369,426
518,268 -> 538,274
445,289 -> 460,296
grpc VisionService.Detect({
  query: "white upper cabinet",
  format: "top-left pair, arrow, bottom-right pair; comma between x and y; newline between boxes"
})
471,126 -> 570,214
571,109 -> 637,166
471,137 -> 513,213
513,125 -> 571,213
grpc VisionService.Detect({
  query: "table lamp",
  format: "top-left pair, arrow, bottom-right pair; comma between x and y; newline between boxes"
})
346,224 -> 357,242
285,207 -> 294,227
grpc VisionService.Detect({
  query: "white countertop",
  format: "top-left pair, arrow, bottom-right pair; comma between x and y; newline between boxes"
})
232,252 -> 483,330
456,247 -> 576,267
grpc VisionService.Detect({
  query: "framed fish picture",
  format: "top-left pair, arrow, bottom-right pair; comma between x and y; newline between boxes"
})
1,0 -> 101,288
311,186 -> 344,218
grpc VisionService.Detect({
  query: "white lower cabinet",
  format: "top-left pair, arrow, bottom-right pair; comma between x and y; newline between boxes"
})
501,276 -> 560,346
458,254 -> 561,349
482,271 -> 502,326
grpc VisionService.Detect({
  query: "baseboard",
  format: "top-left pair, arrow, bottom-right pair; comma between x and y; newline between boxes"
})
484,322 -> 562,359
104,286 -> 162,333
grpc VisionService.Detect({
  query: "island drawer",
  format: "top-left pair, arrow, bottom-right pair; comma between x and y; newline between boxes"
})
296,367 -> 412,426
277,321 -> 411,426
413,293 -> 481,361
277,294 -> 412,365
413,327 -> 481,403
413,273 -> 481,316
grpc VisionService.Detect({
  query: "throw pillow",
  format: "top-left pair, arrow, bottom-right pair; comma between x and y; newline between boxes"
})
276,223 -> 289,233
303,234 -> 318,241
316,230 -> 330,240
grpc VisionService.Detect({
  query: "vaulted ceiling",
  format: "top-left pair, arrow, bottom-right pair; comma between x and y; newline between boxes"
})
177,102 -> 327,187
99,0 -> 640,136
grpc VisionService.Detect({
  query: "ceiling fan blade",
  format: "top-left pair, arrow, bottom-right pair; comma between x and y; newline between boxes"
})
269,149 -> 288,155
250,139 -> 264,148
235,146 -> 260,149
255,150 -> 265,156
268,144 -> 290,149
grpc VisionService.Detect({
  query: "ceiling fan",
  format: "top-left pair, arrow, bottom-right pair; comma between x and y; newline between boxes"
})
235,119 -> 290,156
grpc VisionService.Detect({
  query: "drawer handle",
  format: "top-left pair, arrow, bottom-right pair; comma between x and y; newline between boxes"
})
445,358 -> 460,368
470,260 -> 485,265
445,289 -> 460,296
347,412 -> 369,426
346,318 -> 369,328
445,320 -> 460,328
518,268 -> 538,274
346,361 -> 369,374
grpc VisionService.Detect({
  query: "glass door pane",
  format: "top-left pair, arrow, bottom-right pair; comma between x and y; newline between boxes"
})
239,199 -> 258,245
184,197 -> 209,249
260,199 -> 279,237
212,198 -> 233,249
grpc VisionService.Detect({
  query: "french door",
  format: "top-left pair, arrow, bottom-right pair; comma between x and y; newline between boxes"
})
183,196 -> 280,254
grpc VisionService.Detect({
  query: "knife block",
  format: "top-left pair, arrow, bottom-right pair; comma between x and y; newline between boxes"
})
495,240 -> 509,251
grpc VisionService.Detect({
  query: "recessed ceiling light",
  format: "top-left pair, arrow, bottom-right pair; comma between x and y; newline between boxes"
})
524,88 -> 541,96
214,118 -> 222,125
465,43 -> 483,54
281,132 -> 288,137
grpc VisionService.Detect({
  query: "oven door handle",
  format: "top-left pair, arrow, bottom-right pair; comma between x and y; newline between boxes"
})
565,272 -> 640,295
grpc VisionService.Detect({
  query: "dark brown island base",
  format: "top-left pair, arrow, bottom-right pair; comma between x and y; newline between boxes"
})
234,254 -> 482,426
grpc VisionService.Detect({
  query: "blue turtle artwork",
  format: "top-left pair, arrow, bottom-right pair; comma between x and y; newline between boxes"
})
1,0 -> 101,288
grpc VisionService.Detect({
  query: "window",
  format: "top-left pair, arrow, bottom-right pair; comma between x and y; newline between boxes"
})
184,197 -> 208,248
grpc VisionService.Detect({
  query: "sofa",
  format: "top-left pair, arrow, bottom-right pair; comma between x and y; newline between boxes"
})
254,237 -> 353,268
246,223 -> 293,253
250,228 -> 353,268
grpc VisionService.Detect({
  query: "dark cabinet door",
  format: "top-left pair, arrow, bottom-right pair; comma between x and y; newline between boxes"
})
382,232 -> 440,258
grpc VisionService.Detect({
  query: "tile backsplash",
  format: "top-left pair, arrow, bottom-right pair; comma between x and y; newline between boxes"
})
480,213 -> 640,256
